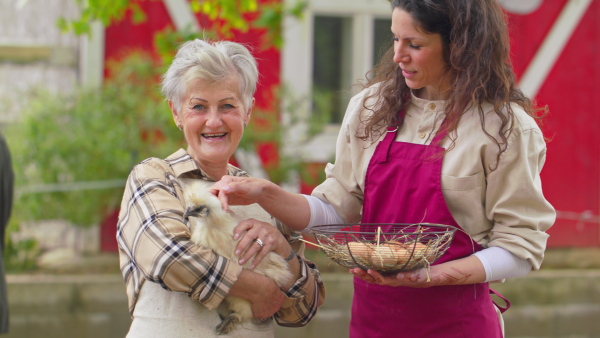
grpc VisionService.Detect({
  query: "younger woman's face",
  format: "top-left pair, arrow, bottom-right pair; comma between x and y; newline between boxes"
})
391,8 -> 450,100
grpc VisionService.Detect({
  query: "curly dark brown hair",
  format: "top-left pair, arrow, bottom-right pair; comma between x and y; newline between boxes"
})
360,0 -> 548,166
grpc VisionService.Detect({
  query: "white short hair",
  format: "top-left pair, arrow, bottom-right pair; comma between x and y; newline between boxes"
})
161,39 -> 258,113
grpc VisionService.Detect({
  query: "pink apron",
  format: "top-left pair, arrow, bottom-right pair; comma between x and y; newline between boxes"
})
350,121 -> 507,337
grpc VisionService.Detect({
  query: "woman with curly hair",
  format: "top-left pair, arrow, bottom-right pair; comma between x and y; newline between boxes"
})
212,0 -> 555,336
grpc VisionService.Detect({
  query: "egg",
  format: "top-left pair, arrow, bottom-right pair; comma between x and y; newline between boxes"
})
347,241 -> 406,268
406,242 -> 436,262
370,244 -> 402,267
346,240 -> 437,270
347,242 -> 369,255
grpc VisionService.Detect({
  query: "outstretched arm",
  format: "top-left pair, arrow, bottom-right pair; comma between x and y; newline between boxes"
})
211,175 -> 311,231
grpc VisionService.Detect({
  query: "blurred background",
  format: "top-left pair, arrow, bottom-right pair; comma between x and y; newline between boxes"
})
0,0 -> 598,337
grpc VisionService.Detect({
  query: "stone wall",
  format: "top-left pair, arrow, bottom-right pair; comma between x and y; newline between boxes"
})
5,270 -> 600,338
0,0 -> 81,125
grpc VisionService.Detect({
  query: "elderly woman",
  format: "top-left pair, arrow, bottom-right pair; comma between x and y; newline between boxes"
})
212,0 -> 555,337
116,39 -> 325,337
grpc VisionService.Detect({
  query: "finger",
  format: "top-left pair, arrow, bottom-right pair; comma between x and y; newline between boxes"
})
217,189 -> 230,213
210,177 -> 234,212
367,269 -> 384,279
208,180 -> 224,197
239,236 -> 266,266
248,245 -> 270,270
233,221 -> 257,256
367,269 -> 386,284
242,227 -> 274,264
350,268 -> 377,283
233,219 -> 255,242
239,223 -> 276,267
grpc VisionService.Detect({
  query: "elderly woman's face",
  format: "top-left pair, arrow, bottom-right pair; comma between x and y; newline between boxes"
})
391,8 -> 450,100
172,77 -> 251,171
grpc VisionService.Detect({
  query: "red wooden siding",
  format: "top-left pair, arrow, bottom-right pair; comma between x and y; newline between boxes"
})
507,0 -> 600,247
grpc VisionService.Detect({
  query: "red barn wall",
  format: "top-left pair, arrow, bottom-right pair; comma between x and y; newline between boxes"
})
507,1 -> 600,247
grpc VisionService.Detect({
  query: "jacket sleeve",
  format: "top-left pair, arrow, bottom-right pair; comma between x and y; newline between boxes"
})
484,116 -> 556,270
273,223 -> 326,327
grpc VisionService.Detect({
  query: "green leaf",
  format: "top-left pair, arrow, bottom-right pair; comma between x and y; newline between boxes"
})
6,50 -> 182,227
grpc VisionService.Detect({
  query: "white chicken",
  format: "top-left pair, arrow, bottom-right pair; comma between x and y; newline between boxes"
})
178,178 -> 293,335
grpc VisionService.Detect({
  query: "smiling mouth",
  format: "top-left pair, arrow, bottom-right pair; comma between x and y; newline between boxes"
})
202,132 -> 227,139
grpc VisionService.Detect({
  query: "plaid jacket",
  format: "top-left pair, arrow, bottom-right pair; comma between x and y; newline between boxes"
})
117,149 -> 325,326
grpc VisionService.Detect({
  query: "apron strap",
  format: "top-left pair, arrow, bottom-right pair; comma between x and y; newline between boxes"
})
489,288 -> 511,313
374,126 -> 399,164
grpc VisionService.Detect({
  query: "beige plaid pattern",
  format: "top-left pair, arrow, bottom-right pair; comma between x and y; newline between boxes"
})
117,149 -> 325,326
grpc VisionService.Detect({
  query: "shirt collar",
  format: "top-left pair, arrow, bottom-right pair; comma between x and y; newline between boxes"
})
409,90 -> 447,112
165,148 -> 248,181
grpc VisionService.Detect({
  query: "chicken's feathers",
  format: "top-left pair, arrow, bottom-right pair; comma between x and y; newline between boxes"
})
178,178 -> 293,334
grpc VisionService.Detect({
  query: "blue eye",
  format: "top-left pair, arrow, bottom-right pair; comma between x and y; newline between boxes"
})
409,44 -> 420,50
220,104 -> 236,111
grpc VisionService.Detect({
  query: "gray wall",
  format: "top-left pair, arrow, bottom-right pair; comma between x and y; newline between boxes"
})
0,0 -> 82,125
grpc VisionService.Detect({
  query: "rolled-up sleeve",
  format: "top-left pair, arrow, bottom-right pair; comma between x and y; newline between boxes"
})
273,224 -> 326,326
117,159 -> 242,315
275,254 -> 325,327
484,121 -> 556,270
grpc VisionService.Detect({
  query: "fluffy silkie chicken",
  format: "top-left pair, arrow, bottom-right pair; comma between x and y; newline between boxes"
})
178,178 -> 293,335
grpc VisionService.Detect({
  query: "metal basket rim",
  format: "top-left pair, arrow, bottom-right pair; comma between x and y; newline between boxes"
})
310,223 -> 457,236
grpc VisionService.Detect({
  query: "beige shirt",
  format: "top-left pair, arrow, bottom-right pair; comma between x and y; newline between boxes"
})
312,84 -> 555,269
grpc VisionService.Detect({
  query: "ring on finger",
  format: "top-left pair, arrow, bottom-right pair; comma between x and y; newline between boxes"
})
255,238 -> 264,248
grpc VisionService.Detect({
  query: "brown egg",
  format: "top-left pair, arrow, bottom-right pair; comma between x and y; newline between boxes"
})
370,244 -> 400,267
347,242 -> 372,262
348,242 -> 371,259
409,242 -> 436,262
384,241 -> 411,264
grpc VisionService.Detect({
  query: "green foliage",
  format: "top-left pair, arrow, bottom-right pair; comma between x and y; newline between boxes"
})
6,51 -> 183,228
310,87 -> 335,137
57,0 -> 150,36
191,0 -> 258,34
252,1 -> 307,49
3,234 -> 39,273
59,0 -> 306,50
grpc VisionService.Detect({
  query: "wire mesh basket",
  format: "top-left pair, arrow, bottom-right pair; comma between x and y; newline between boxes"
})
310,223 -> 456,274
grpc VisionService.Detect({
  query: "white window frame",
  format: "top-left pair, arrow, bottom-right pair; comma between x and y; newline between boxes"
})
281,0 -> 391,163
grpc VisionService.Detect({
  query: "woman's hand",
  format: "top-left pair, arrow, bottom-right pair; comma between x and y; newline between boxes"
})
350,268 -> 435,288
211,175 -> 311,231
231,270 -> 285,320
349,255 -> 486,288
248,277 -> 285,320
233,218 -> 291,269
210,175 -> 270,212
